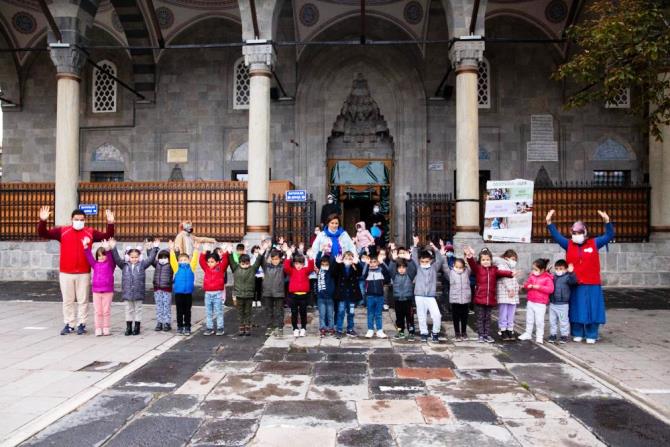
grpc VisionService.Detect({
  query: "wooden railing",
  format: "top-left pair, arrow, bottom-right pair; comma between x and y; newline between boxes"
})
0,181 -> 247,241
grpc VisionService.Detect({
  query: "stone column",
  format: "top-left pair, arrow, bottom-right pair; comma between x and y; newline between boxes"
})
650,77 -> 670,237
450,40 -> 485,242
242,44 -> 275,242
49,44 -> 85,225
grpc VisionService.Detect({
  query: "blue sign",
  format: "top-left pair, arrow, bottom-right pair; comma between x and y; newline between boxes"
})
285,190 -> 307,202
79,204 -> 98,216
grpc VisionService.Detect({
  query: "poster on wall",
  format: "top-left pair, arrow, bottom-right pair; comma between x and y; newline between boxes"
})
483,179 -> 534,243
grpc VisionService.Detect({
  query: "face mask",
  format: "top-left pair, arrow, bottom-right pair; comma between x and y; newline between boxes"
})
572,234 -> 585,244
321,266 -> 329,271
373,207 -> 380,214
507,259 -> 517,268
421,264 -> 431,269
158,258 -> 169,265
343,261 -> 352,267
454,268 -> 464,274
555,271 -> 565,277
179,261 -> 189,266
446,252 -> 454,258
327,199 -> 333,204
72,221 -> 85,231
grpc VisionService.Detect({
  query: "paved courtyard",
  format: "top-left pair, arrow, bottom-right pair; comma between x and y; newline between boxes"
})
0,283 -> 668,446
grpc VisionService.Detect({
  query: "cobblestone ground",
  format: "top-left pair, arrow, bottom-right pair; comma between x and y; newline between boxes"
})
17,299 -> 670,447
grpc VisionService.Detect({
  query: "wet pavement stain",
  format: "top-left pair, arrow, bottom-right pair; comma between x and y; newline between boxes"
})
242,383 -> 300,400
524,408 -> 545,419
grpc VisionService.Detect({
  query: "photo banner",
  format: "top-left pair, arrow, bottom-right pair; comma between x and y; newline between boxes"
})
483,179 -> 534,243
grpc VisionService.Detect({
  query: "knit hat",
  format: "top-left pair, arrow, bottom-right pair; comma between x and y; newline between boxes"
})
571,221 -> 587,235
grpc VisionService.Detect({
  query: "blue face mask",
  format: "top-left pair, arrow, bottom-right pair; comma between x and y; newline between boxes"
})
446,252 -> 454,258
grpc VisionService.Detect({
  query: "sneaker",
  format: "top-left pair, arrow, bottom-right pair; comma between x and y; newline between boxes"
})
518,332 -> 532,341
216,329 -> 225,336
365,330 -> 374,338
431,333 -> 439,342
76,324 -> 87,335
500,330 -> 509,341
383,304 -> 390,311
394,330 -> 406,340
573,336 -> 583,342
559,336 -> 568,344
299,328 -> 306,337
203,329 -> 214,336
407,333 -> 415,342
102,328 -> 111,336
586,338 -> 596,344
548,335 -> 557,344
420,334 -> 429,343
265,327 -> 273,336
163,324 -> 171,332
376,330 -> 388,339
95,328 -> 103,337
477,336 -> 485,343
184,327 -> 191,336
508,331 -> 518,341
346,330 -> 358,337
335,331 -> 343,339
453,333 -> 462,342
462,332 -> 469,341
177,327 -> 184,335
329,329 -> 336,336
293,329 -> 300,337
60,324 -> 74,335
155,323 -> 163,331
536,338 -> 544,344
320,329 -> 326,338
484,335 -> 495,343
251,301 -> 257,308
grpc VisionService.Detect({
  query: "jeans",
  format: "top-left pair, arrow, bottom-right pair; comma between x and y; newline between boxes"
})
524,301 -> 547,340
415,296 -> 441,335
571,322 -> 599,340
498,303 -> 517,331
549,303 -> 570,336
366,295 -> 384,330
336,300 -> 356,332
205,291 -> 224,330
317,293 -> 335,330
154,290 -> 172,324
175,293 -> 192,328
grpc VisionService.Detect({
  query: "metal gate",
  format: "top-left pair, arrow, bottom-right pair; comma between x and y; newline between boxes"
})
272,194 -> 317,245
405,193 -> 455,246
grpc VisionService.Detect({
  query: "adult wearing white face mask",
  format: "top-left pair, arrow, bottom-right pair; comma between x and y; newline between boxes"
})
320,194 -> 342,227
37,206 -> 115,335
546,209 -> 614,344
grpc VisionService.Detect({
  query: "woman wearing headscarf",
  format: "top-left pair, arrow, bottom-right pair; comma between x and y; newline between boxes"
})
545,209 -> 614,344
174,220 -> 217,256
311,214 -> 356,258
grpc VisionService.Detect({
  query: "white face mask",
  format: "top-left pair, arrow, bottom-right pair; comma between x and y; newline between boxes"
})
373,207 -> 380,213
420,263 -> 431,269
454,267 -> 464,274
327,198 -> 334,204
572,234 -> 585,244
158,258 -> 169,265
555,270 -> 565,276
446,252 -> 454,258
321,266 -> 329,271
532,270 -> 541,276
72,221 -> 85,231
343,260 -> 352,267
507,259 -> 517,268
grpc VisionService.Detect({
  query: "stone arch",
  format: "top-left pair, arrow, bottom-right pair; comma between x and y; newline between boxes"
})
0,20 -> 21,105
90,142 -> 126,173
485,10 -> 562,57
591,137 -> 636,161
164,13 -> 242,46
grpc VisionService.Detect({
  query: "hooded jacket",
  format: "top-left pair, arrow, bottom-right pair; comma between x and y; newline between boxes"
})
112,247 -> 158,301
152,250 -> 173,291
551,271 -> 577,304
493,257 -> 520,305
447,267 -> 472,304
200,251 -> 230,292
354,222 -> 375,250
261,254 -> 286,298
84,248 -> 116,293
388,260 -> 417,300
411,247 -> 444,297
332,261 -> 363,301
467,257 -> 514,306
362,262 -> 390,296
284,258 -> 316,294
524,271 -> 555,305
230,250 -> 265,298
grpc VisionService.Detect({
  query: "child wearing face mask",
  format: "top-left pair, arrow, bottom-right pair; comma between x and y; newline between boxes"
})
83,238 -> 116,336
549,259 -> 576,344
112,240 -> 159,336
465,247 -> 515,343
231,240 -> 269,336
446,258 -> 471,341
169,240 -> 200,336
200,244 -> 230,336
261,248 -> 287,336
494,249 -> 521,341
333,251 -> 363,338
315,254 -> 336,337
519,258 -> 555,344
389,252 -> 417,340
283,248 -> 316,337
151,247 -> 174,332
411,236 -> 445,343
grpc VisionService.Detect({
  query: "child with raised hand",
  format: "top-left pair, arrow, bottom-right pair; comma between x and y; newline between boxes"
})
494,249 -> 521,341
283,246 -> 316,337
83,238 -> 115,336
112,239 -> 159,336
261,247 -> 287,336
519,258 -> 555,344
411,235 -> 445,343
230,239 -> 269,336
465,246 -> 515,343
332,251 -> 363,338
446,257 -> 471,341
200,243 -> 230,336
315,253 -> 336,337
388,249 -> 417,340
251,245 -> 264,309
549,260 -> 576,344
169,239 -> 199,336
362,251 -> 391,338
151,246 -> 173,332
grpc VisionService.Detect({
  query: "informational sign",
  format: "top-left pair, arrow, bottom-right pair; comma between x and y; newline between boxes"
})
428,161 -> 444,171
483,179 -> 534,243
526,114 -> 558,162
78,204 -> 98,216
285,190 -> 307,202
167,148 -> 188,163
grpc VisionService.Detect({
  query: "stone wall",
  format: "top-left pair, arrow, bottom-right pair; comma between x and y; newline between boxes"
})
2,240 -> 669,288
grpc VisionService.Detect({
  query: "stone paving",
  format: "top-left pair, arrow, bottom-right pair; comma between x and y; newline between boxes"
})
16,304 -> 670,447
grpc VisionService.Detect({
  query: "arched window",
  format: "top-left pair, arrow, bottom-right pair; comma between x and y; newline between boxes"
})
477,58 -> 491,109
92,60 -> 117,113
605,88 -> 630,109
233,57 -> 250,110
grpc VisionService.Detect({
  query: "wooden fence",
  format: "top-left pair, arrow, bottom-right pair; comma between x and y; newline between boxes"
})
0,181 -> 247,241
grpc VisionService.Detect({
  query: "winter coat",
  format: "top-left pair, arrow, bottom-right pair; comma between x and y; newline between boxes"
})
38,220 -> 115,274
261,255 -> 286,298
551,272 -> 577,304
316,267 -> 336,299
411,247 -> 444,297
284,258 -> 315,294
230,250 -> 265,298
524,272 -> 555,305
173,230 -> 216,256
152,250 -> 173,291
332,262 -> 363,302
447,267 -> 472,305
388,260 -> 417,300
311,228 -> 356,258
362,263 -> 390,296
354,222 -> 375,250
112,248 -> 158,301
493,257 -> 520,305
200,252 -> 229,292
170,250 -> 199,294
467,257 -> 514,307
84,248 -> 116,293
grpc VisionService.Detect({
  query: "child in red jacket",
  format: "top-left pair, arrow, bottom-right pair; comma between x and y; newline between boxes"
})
283,248 -> 315,337
199,244 -> 229,336
465,247 -> 515,343
519,258 -> 555,344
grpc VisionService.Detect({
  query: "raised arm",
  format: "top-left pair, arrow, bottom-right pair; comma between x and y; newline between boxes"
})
595,222 -> 615,249
92,209 -> 115,241
84,247 -> 97,268
545,210 -> 569,250
111,248 -> 125,269
189,249 -> 199,272
406,260 -> 418,279
495,268 -> 514,278
219,251 -> 230,272
143,247 -> 158,270
199,252 -> 208,271
466,256 -> 481,275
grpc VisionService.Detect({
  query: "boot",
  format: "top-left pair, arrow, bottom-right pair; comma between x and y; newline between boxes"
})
124,321 -> 133,336
132,322 -> 141,336
155,322 -> 163,331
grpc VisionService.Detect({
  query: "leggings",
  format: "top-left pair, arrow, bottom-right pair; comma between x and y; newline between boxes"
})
451,303 -> 469,335
289,293 -> 308,330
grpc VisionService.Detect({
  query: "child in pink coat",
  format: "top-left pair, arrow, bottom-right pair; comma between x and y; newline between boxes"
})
83,238 -> 116,336
519,258 -> 554,344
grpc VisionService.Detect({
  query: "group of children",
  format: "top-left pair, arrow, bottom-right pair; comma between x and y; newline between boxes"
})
82,232 -> 577,344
